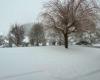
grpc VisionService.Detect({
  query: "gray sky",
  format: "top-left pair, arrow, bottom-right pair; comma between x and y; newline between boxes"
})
0,0 -> 46,35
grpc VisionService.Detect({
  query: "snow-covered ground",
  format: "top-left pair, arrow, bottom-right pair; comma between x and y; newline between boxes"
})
92,44 -> 100,48
0,46 -> 100,80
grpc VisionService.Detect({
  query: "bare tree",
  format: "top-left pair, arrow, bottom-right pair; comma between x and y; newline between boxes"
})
42,0 -> 99,48
29,23 -> 46,46
9,24 -> 25,47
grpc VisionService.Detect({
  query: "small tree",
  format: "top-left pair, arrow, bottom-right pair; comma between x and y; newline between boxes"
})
29,23 -> 46,46
42,0 -> 99,48
9,24 -> 25,47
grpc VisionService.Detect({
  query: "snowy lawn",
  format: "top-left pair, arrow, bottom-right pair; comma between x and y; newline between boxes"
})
0,45 -> 100,80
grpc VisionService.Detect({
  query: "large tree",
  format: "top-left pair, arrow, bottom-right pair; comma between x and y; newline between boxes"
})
29,23 -> 46,46
42,0 -> 99,48
9,24 -> 25,47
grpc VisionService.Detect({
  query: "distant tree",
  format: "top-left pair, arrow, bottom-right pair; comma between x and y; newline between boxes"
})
0,35 -> 4,46
75,31 -> 96,44
42,0 -> 99,48
22,36 -> 30,47
48,32 -> 57,46
8,33 -> 13,47
29,23 -> 46,46
69,31 -> 97,45
94,28 -> 100,43
85,31 -> 97,44
47,30 -> 64,46
8,24 -> 25,47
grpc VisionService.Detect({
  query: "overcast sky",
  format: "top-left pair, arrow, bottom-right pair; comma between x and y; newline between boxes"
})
0,0 -> 47,35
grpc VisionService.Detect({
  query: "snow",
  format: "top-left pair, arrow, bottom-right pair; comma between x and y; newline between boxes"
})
4,40 -> 9,43
23,36 -> 29,43
0,46 -> 100,80
93,44 -> 100,47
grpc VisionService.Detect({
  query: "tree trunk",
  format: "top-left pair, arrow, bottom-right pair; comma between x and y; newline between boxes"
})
16,43 -> 20,47
59,41 -> 62,46
9,39 -> 12,47
16,40 -> 20,47
64,33 -> 68,48
36,40 -> 39,46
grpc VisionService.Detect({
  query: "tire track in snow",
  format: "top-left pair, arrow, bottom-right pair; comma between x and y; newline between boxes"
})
0,70 -> 43,80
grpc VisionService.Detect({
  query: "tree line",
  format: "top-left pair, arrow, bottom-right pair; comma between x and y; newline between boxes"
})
0,0 -> 100,48
0,22 -> 100,48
